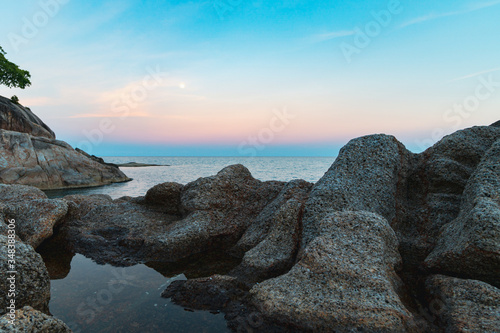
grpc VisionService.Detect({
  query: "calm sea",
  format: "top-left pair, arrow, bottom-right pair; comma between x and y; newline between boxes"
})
41,156 -> 335,332
46,156 -> 335,199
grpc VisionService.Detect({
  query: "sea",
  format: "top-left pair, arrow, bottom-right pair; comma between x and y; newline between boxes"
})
45,156 -> 335,199
40,156 -> 336,333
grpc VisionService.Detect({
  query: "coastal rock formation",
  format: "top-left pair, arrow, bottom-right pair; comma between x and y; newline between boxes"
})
145,182 -> 184,214
0,235 -> 50,315
398,126 -> 500,270
60,165 -> 284,264
250,211 -> 417,332
1,123 -> 498,332
0,95 -> 130,189
425,275 -> 500,332
0,306 -> 72,333
300,134 -> 412,250
424,138 -> 500,286
0,184 -> 68,248
0,96 -> 55,139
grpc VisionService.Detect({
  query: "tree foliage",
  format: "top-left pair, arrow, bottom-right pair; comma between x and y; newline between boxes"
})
0,46 -> 31,89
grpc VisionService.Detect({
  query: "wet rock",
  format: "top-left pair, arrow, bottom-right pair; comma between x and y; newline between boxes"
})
0,306 -> 72,332
300,134 -> 412,250
425,275 -> 500,332
250,211 -> 417,332
0,236 -> 50,315
424,138 -> 500,286
145,182 -> 183,214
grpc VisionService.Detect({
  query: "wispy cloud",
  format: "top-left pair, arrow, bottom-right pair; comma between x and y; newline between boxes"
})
310,30 -> 355,43
399,0 -> 500,28
448,67 -> 500,83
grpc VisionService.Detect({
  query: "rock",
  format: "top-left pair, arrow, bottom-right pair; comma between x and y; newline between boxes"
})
250,211 -> 417,332
0,95 -> 55,139
425,275 -> 500,332
0,235 -> 50,315
0,183 -> 47,202
424,138 -> 500,287
145,182 -> 183,214
395,126 -> 500,270
491,120 -> 500,127
62,194 -> 113,221
0,129 -> 130,189
0,306 -> 72,332
300,134 -> 412,250
0,95 -> 130,189
232,179 -> 312,255
3,198 -> 68,248
230,198 -> 305,283
60,165 -> 284,265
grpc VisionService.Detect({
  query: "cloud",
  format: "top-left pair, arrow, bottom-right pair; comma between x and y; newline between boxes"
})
399,0 -> 500,28
309,30 -> 355,43
448,67 -> 500,83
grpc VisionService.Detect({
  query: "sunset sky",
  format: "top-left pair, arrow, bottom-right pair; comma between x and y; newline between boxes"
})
1,0 -> 499,156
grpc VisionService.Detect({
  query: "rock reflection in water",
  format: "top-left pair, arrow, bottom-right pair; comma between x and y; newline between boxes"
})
39,242 -> 238,332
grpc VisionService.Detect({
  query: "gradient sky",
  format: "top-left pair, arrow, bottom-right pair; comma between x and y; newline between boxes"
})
0,0 -> 499,156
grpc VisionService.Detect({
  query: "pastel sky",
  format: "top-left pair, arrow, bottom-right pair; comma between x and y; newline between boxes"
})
1,0 -> 499,156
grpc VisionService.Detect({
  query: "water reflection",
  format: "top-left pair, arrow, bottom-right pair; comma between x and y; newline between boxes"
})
38,241 -> 237,333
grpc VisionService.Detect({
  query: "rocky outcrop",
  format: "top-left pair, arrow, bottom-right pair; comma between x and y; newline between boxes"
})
0,95 -> 130,189
250,211 -> 417,332
0,235 -> 51,315
0,306 -> 72,332
0,95 -> 55,139
397,126 -> 500,270
300,134 -> 412,250
425,275 -> 500,332
1,123 -> 497,332
424,138 -> 500,286
60,165 -> 284,265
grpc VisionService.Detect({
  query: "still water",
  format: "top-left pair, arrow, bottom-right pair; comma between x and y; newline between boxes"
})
41,157 -> 335,332
45,156 -> 335,199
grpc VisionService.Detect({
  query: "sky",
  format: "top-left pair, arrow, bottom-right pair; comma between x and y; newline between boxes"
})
0,0 -> 499,156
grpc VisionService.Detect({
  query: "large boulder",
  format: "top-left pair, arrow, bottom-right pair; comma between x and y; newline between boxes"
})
424,138 -> 500,287
425,275 -> 500,332
0,306 -> 72,333
0,235 -> 51,315
300,134 -> 412,250
0,96 -> 130,189
250,211 -> 417,332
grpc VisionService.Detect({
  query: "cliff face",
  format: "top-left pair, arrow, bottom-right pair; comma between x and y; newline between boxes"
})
0,96 -> 130,190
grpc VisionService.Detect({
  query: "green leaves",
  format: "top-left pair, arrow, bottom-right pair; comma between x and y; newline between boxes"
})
0,46 -> 31,89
